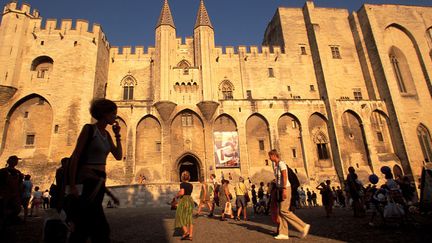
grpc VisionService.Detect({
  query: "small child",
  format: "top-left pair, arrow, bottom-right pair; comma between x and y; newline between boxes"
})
30,186 -> 43,217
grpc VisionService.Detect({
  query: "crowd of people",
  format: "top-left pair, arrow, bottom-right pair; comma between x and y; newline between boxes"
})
0,97 -> 423,242
0,155 -> 56,229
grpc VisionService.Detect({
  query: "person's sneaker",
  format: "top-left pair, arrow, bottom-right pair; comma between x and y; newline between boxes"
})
302,224 -> 311,238
274,234 -> 289,240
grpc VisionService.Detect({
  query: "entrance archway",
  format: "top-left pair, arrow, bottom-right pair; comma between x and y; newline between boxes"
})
178,154 -> 201,182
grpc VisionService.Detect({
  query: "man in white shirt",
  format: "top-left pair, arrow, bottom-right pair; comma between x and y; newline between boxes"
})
269,149 -> 310,240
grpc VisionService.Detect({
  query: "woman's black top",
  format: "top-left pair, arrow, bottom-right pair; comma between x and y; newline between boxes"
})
180,182 -> 193,195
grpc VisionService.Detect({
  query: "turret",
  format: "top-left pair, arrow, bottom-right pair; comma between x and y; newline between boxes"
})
0,2 -> 38,89
194,0 -> 215,101
155,0 -> 176,101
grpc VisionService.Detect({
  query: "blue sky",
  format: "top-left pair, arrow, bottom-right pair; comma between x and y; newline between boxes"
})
2,0 -> 431,47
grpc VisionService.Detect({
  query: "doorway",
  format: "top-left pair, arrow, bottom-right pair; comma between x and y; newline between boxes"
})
178,154 -> 200,182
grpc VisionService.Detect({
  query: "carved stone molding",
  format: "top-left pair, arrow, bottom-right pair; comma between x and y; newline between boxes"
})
0,85 -> 17,105
197,101 -> 219,121
154,101 -> 177,122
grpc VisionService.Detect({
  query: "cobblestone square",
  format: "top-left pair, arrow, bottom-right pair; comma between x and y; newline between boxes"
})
4,206 -> 431,243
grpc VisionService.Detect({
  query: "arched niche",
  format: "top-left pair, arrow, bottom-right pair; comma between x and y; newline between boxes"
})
370,110 -> 395,154
340,111 -> 370,168
136,115 -> 162,167
246,113 -> 270,167
308,113 -> 332,168
277,113 -> 304,168
2,94 -> 53,161
213,114 -> 237,132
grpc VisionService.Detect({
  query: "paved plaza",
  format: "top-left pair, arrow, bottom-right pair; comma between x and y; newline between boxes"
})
3,206 -> 432,243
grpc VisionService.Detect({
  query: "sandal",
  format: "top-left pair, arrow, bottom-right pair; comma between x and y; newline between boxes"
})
181,234 -> 189,240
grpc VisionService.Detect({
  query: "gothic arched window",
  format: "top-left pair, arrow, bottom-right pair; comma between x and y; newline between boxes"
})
177,60 -> 191,75
313,131 -> 329,160
389,47 -> 415,94
121,76 -> 136,100
390,55 -> 407,93
31,56 -> 54,78
219,80 -> 234,100
417,124 -> 432,163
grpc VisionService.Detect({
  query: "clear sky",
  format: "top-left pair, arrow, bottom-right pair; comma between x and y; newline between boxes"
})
2,0 -> 431,47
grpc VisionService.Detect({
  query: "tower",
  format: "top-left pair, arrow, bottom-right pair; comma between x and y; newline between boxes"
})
155,0 -> 176,101
193,0 -> 215,101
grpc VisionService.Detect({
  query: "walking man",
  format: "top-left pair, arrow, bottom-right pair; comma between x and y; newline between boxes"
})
268,149 -> 310,240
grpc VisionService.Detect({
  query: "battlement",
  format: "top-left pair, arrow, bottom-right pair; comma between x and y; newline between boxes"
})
3,1 -> 40,18
214,45 -> 285,58
110,46 -> 155,60
3,2 -> 109,48
176,36 -> 194,46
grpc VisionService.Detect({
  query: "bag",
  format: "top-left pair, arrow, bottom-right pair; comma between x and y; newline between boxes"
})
288,167 -> 300,190
383,202 -> 405,218
170,197 -> 178,210
224,202 -> 232,216
244,193 -> 250,203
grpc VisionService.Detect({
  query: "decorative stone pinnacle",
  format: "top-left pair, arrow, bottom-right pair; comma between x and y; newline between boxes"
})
194,0 -> 213,29
156,0 -> 175,29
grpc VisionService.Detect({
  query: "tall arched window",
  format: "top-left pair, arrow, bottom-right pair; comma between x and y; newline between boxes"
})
417,124 -> 432,163
389,46 -> 416,94
314,131 -> 329,160
31,56 -> 54,78
390,54 -> 407,93
121,76 -> 136,100
219,80 -> 234,100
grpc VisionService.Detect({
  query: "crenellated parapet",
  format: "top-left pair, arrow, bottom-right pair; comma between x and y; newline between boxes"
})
110,46 -> 155,61
2,2 -> 110,48
176,36 -> 194,46
3,1 -> 40,18
214,45 -> 285,60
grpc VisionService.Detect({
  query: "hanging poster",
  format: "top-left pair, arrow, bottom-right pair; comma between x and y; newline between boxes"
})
214,131 -> 240,168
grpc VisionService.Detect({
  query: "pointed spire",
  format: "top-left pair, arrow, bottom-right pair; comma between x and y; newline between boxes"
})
156,0 -> 175,28
194,0 -> 213,29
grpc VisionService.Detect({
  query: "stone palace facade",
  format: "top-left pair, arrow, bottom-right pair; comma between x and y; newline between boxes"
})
0,0 -> 431,189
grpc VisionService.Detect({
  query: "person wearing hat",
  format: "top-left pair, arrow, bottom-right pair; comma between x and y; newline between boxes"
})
234,176 -> 248,221
0,155 -> 24,227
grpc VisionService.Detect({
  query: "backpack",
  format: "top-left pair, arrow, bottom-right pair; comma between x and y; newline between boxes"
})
288,167 -> 300,190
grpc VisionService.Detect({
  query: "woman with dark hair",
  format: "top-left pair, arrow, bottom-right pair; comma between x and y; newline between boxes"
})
68,98 -> 122,242
175,171 -> 194,241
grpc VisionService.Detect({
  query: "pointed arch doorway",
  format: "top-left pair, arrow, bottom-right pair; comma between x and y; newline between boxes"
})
177,154 -> 201,182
